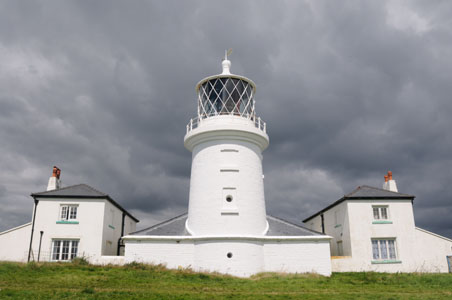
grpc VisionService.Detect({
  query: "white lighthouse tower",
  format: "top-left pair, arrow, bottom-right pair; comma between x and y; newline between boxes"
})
184,53 -> 269,236
123,54 -> 332,277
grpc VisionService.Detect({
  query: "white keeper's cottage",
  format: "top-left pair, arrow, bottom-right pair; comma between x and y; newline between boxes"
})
303,171 -> 452,273
0,166 -> 138,263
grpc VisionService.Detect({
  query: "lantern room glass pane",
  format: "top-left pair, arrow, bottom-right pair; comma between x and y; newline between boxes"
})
199,77 -> 254,118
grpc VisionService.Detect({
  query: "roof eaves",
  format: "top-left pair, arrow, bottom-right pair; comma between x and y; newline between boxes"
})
302,197 -> 346,223
105,195 -> 140,223
31,185 -> 139,223
302,193 -> 415,223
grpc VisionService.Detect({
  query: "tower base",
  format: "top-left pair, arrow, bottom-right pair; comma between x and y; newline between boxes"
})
123,214 -> 332,277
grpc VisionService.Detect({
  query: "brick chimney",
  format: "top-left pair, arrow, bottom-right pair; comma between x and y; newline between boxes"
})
382,171 -> 398,192
46,166 -> 62,191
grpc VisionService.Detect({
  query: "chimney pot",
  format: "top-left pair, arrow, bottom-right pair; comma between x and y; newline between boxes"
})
47,166 -> 61,191
388,171 -> 393,180
52,166 -> 58,177
384,175 -> 388,182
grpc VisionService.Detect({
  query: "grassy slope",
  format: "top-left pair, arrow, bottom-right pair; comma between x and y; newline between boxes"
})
0,262 -> 451,299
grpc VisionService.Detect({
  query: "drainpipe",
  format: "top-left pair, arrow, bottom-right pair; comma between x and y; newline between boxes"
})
37,231 -> 44,262
117,212 -> 126,256
27,197 -> 39,262
321,214 -> 325,234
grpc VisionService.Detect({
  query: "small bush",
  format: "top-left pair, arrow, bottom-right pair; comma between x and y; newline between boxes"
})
71,257 -> 90,266
81,287 -> 95,294
124,261 -> 148,270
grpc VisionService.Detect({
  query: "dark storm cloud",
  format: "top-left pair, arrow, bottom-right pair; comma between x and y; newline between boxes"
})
0,1 -> 451,237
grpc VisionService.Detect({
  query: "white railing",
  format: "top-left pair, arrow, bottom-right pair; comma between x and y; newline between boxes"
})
186,115 -> 266,134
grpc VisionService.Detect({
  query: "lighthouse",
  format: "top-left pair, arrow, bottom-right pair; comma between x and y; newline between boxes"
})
123,54 -> 332,277
184,53 -> 269,236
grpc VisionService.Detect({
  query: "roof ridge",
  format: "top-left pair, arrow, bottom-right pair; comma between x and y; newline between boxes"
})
348,185 -> 413,197
32,183 -> 108,196
131,212 -> 188,235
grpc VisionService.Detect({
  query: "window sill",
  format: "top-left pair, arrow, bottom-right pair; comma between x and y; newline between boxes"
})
371,260 -> 401,264
56,221 -> 79,224
372,220 -> 393,224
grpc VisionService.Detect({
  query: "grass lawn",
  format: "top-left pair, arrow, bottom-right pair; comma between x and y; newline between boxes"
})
0,261 -> 451,299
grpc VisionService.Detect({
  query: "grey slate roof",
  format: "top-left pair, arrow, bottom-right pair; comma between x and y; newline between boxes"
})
266,215 -> 322,236
31,184 -> 139,222
302,185 -> 415,222
344,185 -> 414,198
131,213 -> 322,237
32,184 -> 107,197
132,213 -> 189,236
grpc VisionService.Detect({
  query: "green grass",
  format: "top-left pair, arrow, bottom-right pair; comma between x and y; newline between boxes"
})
0,262 -> 451,299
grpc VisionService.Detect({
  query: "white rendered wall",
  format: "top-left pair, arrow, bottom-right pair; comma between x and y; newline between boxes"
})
30,198 -> 106,262
123,237 -> 332,277
263,240 -> 331,275
413,227 -> 452,272
185,116 -> 269,236
306,202 -> 352,257
0,223 -> 31,262
125,239 -> 195,269
345,200 -> 416,272
193,240 -> 264,276
321,200 -> 452,272
101,202 -> 137,256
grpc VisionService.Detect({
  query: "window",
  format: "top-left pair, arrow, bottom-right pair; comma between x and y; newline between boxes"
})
373,206 -> 389,220
51,240 -> 79,261
60,205 -> 78,221
372,239 -> 397,260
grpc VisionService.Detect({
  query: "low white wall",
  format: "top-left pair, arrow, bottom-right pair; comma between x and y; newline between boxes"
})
413,227 -> 452,273
0,223 -> 31,262
264,240 -> 331,275
124,237 -> 332,277
125,239 -> 194,269
92,256 -> 126,265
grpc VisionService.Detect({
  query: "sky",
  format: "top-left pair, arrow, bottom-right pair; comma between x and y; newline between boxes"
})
1,0 -> 451,238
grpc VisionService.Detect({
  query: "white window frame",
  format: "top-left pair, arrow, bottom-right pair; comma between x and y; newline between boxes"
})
51,239 -> 79,261
371,238 -> 397,261
59,204 -> 78,221
372,206 -> 389,220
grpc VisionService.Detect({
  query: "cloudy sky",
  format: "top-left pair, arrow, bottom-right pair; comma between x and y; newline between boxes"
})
1,0 -> 451,238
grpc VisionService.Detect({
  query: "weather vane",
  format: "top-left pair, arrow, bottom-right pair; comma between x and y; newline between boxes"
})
224,48 -> 233,60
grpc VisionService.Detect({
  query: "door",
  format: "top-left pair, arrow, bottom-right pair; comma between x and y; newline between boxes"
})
447,256 -> 452,273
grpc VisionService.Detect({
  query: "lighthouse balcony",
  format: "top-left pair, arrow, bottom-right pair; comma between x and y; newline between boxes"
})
186,115 -> 266,134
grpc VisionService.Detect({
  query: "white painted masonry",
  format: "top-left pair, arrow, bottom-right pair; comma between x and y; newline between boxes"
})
0,223 -> 31,262
124,236 -> 331,277
185,116 -> 269,236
